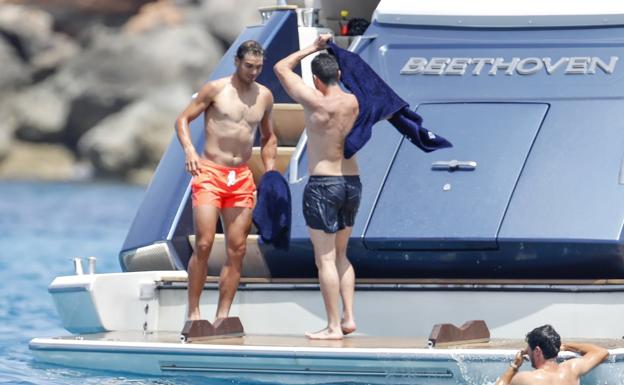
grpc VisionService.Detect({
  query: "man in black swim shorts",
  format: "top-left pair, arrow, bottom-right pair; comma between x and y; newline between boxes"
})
275,34 -> 361,340
303,176 -> 361,234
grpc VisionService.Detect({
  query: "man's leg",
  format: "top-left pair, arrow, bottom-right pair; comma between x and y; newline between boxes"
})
306,228 -> 343,340
216,206 -> 252,319
335,226 -> 356,335
187,205 -> 220,320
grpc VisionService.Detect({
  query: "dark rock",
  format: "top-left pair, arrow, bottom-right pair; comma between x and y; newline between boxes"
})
0,0 -> 271,183
64,93 -> 129,148
199,0 -> 268,44
0,4 -> 79,81
123,0 -> 184,34
77,85 -> 192,178
3,0 -> 159,34
0,36 -> 30,89
31,33 -> 79,81
0,3 -> 53,61
0,96 -> 18,161
12,83 -> 71,142
52,23 -> 222,148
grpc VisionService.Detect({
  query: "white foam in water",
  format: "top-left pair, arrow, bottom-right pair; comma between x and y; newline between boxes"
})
451,352 -> 501,385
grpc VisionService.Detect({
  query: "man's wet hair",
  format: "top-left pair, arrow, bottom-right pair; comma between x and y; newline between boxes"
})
236,40 -> 264,60
526,324 -> 561,359
311,53 -> 340,85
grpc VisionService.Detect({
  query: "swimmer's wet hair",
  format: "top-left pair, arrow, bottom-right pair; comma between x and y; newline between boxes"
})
311,53 -> 339,85
526,324 -> 561,359
236,40 -> 264,59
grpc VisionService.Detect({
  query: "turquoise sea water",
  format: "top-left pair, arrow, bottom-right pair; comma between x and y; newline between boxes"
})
0,181 -> 244,385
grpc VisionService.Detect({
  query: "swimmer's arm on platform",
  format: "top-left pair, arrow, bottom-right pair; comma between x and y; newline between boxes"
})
560,342 -> 609,376
259,89 -> 277,172
175,81 -> 222,176
495,350 -> 530,385
273,34 -> 332,108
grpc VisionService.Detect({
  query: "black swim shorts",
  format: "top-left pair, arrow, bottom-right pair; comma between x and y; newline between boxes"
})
302,175 -> 362,233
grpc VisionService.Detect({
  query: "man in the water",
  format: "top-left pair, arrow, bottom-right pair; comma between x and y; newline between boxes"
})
496,324 -> 608,385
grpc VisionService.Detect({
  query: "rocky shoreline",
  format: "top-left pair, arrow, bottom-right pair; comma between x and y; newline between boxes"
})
0,0 -> 273,184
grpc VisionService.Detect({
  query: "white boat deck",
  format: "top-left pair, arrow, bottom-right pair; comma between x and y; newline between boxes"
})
38,272 -> 624,383
30,331 -> 624,384
41,331 -> 624,350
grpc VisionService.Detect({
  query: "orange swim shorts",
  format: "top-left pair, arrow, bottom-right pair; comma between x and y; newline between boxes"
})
191,158 -> 256,209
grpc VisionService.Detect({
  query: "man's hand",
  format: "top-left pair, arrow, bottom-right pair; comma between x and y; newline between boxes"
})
274,33 -> 330,106
511,349 -> 527,370
559,342 -> 608,378
495,349 -> 528,385
185,149 -> 201,176
314,34 -> 333,50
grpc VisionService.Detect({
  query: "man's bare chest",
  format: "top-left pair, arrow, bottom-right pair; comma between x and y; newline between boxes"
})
210,93 -> 265,126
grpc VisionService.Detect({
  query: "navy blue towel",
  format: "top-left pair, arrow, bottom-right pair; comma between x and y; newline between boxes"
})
326,42 -> 452,158
252,170 -> 291,250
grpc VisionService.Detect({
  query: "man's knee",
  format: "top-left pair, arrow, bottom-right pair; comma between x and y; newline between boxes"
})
335,249 -> 348,260
227,237 -> 247,264
224,254 -> 244,274
314,252 -> 336,269
195,235 -> 215,258
226,240 -> 246,262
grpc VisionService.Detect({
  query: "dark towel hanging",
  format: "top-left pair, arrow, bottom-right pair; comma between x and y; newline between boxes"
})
252,170 -> 291,250
326,41 -> 452,158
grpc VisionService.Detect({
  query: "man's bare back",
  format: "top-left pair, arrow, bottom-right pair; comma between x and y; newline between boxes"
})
496,327 -> 608,385
305,91 -> 359,176
511,360 -> 585,385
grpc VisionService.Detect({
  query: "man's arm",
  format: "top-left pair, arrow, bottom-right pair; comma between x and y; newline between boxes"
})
175,82 -> 219,176
495,350 -> 530,385
561,342 -> 609,377
273,34 -> 331,107
259,89 -> 277,172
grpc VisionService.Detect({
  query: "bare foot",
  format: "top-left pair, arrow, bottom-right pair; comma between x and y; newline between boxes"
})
341,319 -> 357,335
187,309 -> 201,321
305,327 -> 344,340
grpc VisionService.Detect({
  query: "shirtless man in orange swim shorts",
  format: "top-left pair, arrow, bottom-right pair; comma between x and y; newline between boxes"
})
175,40 -> 277,322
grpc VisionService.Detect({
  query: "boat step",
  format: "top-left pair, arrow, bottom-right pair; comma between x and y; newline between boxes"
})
272,103 -> 304,146
248,146 -> 295,185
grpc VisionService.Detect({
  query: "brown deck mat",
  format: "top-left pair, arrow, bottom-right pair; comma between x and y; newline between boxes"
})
53,331 -> 624,350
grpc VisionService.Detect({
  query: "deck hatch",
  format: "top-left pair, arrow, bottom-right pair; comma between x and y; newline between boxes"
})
364,103 -> 548,251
